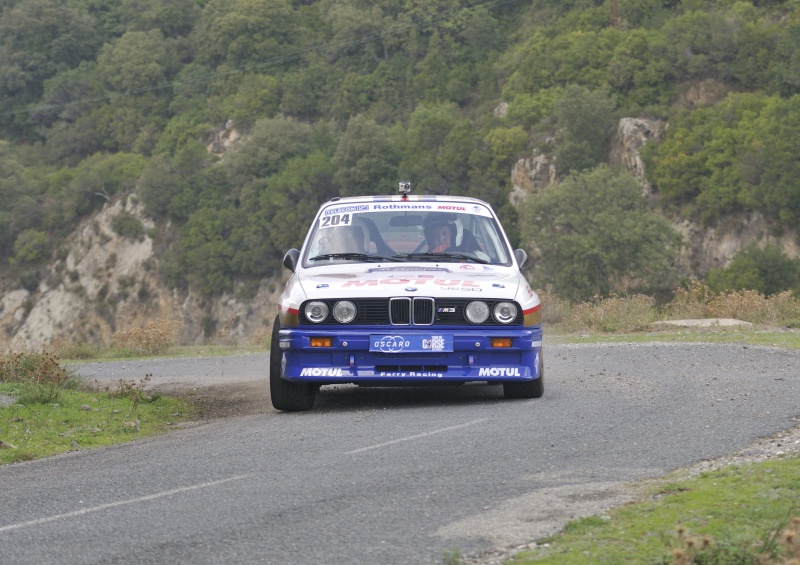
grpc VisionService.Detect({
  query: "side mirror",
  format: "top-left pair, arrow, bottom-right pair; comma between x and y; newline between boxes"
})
283,248 -> 300,272
514,248 -> 528,269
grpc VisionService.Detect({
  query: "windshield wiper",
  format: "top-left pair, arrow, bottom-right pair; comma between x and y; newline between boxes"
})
399,252 -> 490,264
310,253 -> 403,262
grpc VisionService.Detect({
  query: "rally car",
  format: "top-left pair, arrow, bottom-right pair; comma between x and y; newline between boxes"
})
270,184 -> 543,411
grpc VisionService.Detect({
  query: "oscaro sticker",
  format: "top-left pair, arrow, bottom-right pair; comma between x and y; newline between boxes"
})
372,336 -> 410,353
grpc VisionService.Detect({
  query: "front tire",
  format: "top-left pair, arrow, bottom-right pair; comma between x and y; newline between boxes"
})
269,316 -> 316,411
503,354 -> 544,399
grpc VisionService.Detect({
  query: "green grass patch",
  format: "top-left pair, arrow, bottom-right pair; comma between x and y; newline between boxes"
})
512,458 -> 800,564
0,382 -> 193,464
60,345 -> 269,365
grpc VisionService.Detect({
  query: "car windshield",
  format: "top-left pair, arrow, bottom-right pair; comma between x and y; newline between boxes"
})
302,202 -> 513,267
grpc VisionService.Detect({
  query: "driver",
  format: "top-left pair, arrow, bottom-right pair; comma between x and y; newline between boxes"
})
423,213 -> 461,253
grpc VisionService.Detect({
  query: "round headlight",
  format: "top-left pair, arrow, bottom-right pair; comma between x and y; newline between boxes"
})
333,300 -> 357,323
305,301 -> 329,323
465,301 -> 489,324
493,302 -> 518,324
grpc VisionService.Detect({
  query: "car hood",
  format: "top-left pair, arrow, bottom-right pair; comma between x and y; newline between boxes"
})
296,263 -> 523,300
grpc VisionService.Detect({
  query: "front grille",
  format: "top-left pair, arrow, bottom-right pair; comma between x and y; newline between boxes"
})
299,298 -> 523,326
389,297 -> 411,325
414,297 -> 434,325
388,297 -> 434,325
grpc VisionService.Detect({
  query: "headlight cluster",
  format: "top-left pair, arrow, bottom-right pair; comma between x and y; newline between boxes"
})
466,301 -> 517,325
305,300 -> 357,323
304,299 -> 518,324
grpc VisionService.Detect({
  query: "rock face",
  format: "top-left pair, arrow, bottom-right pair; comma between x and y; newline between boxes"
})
1,194 -> 284,350
511,116 -> 799,277
609,117 -> 665,193
207,120 -> 241,156
675,213 -> 800,275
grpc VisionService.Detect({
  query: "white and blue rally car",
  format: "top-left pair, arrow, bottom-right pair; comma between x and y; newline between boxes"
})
270,184 -> 543,411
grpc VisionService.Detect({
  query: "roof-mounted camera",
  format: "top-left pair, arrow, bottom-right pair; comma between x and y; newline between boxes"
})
398,181 -> 411,194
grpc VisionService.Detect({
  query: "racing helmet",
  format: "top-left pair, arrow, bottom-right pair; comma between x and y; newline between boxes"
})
423,212 -> 463,248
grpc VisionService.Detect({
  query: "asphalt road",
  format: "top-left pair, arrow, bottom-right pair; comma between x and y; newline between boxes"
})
1,343 -> 799,564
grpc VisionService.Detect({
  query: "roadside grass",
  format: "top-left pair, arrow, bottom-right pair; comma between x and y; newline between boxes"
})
0,349 -> 193,465
512,457 -> 800,564
506,283 -> 800,565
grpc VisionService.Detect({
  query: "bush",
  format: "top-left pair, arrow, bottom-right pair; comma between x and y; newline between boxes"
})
665,280 -> 800,326
111,319 -> 181,357
705,243 -> 800,296
563,294 -> 657,333
110,211 -> 146,241
0,349 -> 73,404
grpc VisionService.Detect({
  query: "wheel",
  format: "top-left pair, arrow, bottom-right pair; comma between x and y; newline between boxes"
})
269,315 -> 316,411
503,354 -> 544,399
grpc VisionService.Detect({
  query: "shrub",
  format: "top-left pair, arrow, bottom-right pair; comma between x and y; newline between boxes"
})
536,284 -> 572,326
0,349 -> 73,404
564,294 -> 657,333
664,280 -> 800,326
705,243 -> 800,296
111,319 -> 181,357
110,211 -> 146,241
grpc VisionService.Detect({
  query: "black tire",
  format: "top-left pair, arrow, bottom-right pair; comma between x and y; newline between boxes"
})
503,354 -> 544,399
269,315 -> 316,411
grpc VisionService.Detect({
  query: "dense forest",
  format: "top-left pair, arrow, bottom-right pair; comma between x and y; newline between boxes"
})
2,0 -> 800,303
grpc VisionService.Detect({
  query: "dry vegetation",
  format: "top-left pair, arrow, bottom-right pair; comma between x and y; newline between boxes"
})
110,319 -> 181,357
539,281 -> 800,334
670,517 -> 800,565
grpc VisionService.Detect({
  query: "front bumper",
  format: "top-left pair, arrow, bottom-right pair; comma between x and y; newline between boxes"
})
278,326 -> 543,384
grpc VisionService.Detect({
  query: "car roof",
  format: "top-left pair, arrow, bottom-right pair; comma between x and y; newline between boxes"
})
322,194 -> 493,207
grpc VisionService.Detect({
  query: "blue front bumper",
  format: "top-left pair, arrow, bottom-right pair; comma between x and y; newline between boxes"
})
278,326 -> 543,384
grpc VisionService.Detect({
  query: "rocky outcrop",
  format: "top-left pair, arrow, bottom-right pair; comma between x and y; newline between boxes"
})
609,117 -> 665,193
1,194 -> 284,350
510,150 -> 557,206
510,115 -> 799,278
207,120 -> 242,156
675,213 -> 800,275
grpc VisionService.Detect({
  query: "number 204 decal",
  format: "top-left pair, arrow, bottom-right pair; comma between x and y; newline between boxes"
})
319,213 -> 351,228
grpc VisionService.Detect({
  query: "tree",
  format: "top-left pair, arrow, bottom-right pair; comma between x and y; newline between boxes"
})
706,243 -> 800,296
0,141 -> 39,263
553,85 -> 617,175
195,0 -> 299,68
96,30 -> 176,93
332,115 -> 399,197
398,102 -> 461,193
225,116 -> 312,185
522,165 -> 683,301
120,0 -> 200,38
177,207 -> 237,297
0,1 -> 100,95
11,229 -> 48,265
44,152 -> 147,237
0,0 -> 101,136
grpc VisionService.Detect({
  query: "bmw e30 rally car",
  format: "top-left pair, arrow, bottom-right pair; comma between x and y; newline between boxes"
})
270,184 -> 543,411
